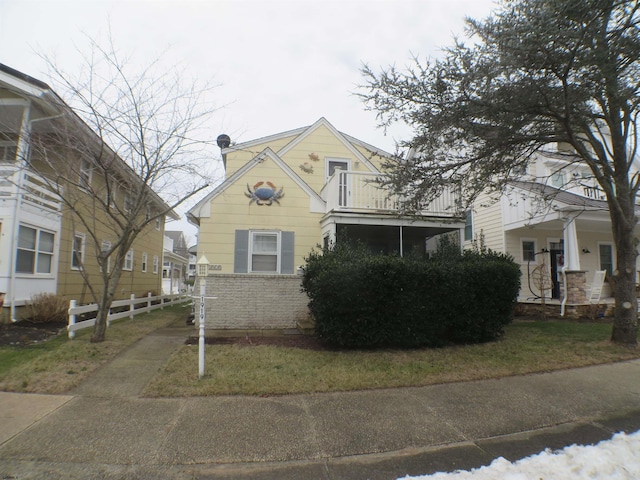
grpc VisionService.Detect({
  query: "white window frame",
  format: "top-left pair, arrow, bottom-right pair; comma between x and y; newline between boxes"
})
249,231 -> 281,273
521,238 -> 537,263
15,225 -> 55,275
123,249 -> 134,271
124,193 -> 135,214
79,158 -> 93,191
101,240 -> 112,273
155,216 -> 161,231
71,233 -> 86,270
141,252 -> 148,272
464,210 -> 473,242
153,255 -> 159,274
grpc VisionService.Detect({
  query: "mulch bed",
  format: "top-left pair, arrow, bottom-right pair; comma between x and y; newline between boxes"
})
0,321 -> 67,347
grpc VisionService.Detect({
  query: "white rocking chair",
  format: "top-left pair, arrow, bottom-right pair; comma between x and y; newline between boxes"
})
588,270 -> 607,304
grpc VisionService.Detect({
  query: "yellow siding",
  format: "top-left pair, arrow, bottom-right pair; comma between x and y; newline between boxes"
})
199,155 -> 323,272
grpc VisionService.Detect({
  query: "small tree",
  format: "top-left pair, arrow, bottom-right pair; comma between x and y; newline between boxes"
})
360,0 -> 640,346
28,36 -> 218,342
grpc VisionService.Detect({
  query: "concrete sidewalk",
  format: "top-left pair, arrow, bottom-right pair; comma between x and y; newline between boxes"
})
0,320 -> 639,479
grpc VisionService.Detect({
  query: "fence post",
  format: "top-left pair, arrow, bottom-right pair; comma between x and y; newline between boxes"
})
129,294 -> 135,319
68,299 -> 76,339
147,292 -> 152,312
161,292 -> 165,310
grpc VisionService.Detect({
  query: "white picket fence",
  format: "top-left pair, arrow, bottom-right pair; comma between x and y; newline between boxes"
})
67,292 -> 192,339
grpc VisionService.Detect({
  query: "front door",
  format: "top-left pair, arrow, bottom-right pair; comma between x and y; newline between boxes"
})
327,160 -> 349,207
549,241 -> 564,299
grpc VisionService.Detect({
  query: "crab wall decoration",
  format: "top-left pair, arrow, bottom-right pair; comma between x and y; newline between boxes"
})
245,181 -> 284,205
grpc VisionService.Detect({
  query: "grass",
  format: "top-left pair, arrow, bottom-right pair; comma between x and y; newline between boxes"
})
142,320 -> 640,397
0,306 -> 186,394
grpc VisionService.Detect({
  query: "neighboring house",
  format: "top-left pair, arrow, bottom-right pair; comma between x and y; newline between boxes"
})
0,64 -> 175,321
162,231 -> 189,294
466,144 -> 640,314
187,117 -> 463,331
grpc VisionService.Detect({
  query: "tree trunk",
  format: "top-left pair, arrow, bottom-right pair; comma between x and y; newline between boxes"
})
90,271 -> 122,343
610,206 -> 638,347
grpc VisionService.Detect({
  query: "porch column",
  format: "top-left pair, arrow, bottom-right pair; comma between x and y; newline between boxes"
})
563,214 -> 580,271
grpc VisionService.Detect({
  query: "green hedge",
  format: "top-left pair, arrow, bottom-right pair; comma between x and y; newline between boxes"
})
302,243 -> 521,349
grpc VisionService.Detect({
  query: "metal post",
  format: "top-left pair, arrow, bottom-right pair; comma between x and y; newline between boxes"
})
199,281 -> 206,379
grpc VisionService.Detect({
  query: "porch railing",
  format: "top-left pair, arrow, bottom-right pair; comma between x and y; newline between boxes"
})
0,168 -> 62,213
321,171 -> 457,216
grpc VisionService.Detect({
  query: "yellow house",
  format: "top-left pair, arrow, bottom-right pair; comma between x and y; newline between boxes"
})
187,118 -> 463,331
0,63 -> 174,321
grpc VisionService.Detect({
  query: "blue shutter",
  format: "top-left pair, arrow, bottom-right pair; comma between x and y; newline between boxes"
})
281,231 -> 295,274
234,230 -> 249,273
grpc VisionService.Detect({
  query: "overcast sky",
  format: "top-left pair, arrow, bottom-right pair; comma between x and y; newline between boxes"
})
0,0 -> 497,238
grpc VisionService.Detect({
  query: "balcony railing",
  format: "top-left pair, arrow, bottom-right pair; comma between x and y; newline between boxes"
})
0,167 -> 62,213
320,171 -> 457,217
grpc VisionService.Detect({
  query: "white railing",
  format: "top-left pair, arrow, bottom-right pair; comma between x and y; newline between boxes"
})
67,292 -> 191,338
321,171 -> 457,216
0,168 -> 62,213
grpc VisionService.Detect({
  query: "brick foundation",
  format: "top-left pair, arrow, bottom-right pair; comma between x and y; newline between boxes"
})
197,274 -> 310,331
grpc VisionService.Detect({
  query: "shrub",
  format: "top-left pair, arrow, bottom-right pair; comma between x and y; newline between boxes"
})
302,242 -> 521,349
25,293 -> 68,324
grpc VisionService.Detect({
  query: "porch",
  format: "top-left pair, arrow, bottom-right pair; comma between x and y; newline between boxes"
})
320,171 -> 464,254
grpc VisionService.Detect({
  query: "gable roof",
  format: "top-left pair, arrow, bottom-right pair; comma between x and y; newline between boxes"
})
187,118 -> 393,225
187,147 -> 325,225
0,63 -> 178,220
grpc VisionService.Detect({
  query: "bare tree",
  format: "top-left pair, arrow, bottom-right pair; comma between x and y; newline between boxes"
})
29,36 -> 218,342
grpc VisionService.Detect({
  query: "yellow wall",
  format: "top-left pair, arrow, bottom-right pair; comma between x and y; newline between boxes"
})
199,121 -> 392,273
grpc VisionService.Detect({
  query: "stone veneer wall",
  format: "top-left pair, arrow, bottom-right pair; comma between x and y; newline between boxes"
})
197,274 -> 310,331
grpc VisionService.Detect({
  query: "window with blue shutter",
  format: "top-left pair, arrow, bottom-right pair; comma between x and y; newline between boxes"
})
234,230 -> 295,274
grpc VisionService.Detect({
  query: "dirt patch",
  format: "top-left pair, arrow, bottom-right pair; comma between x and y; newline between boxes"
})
0,321 -> 67,347
186,335 -> 327,351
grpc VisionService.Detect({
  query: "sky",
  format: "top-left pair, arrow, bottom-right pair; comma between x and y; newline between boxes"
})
0,0 -> 497,239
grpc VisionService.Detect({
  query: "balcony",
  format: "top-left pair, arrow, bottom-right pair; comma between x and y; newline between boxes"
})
0,167 -> 62,214
320,171 -> 457,217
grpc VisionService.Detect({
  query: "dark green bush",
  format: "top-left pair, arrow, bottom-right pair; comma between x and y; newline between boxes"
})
302,242 -> 521,349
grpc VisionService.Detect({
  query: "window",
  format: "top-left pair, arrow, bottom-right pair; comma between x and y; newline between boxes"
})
71,233 -> 85,270
124,249 -> 134,271
153,255 -> 159,274
251,232 -> 279,272
599,243 -> 614,277
155,216 -> 161,231
326,158 -> 350,206
105,186 -> 117,210
124,193 -> 134,214
101,240 -> 111,273
522,240 -> 536,262
464,210 -> 473,242
234,230 -> 295,274
79,158 -> 92,190
551,171 -> 565,188
16,225 -> 54,274
141,252 -> 148,272
0,141 -> 17,163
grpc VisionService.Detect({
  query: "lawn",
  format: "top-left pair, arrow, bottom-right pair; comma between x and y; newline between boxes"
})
1,313 -> 638,397
142,320 -> 640,397
0,306 -> 185,394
